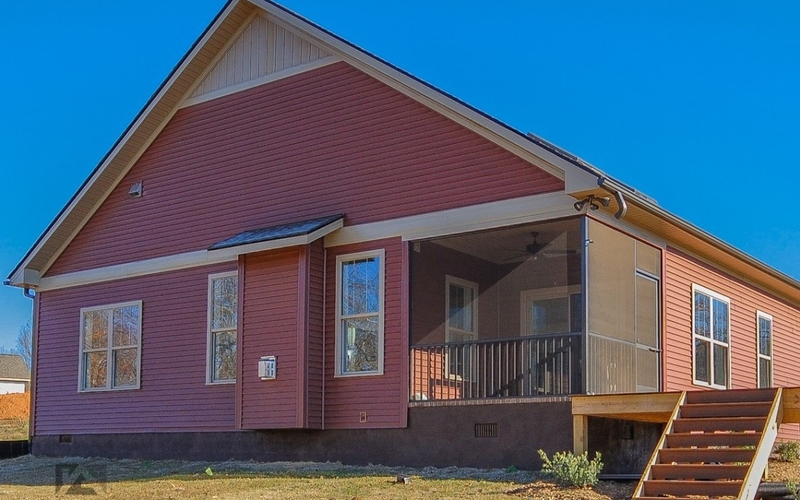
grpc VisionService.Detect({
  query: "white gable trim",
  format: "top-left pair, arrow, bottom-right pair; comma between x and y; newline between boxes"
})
181,55 -> 340,108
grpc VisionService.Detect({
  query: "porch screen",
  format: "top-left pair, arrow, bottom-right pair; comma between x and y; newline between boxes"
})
587,219 -> 661,394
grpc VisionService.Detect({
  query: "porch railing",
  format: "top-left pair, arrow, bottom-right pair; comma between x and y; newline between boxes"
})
410,332 -> 582,402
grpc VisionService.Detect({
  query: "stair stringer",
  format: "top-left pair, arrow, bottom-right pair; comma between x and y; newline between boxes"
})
632,391 -> 686,498
739,387 -> 784,500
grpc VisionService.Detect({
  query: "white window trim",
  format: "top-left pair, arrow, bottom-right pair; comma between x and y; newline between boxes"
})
519,285 -> 582,336
206,271 -> 238,385
445,275 -> 479,343
334,249 -> 385,377
691,284 -> 731,390
78,300 -> 143,393
756,310 -> 773,389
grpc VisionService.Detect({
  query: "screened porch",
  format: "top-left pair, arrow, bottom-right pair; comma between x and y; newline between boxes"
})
408,216 -> 662,402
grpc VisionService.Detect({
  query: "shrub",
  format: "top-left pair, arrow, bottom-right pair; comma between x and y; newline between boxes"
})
776,441 -> 800,462
537,449 -> 603,487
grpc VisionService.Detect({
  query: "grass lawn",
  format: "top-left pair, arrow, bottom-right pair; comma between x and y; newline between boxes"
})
0,456 -> 632,500
0,419 -> 27,441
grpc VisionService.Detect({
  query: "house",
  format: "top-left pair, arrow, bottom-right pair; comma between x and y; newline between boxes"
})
0,354 -> 29,394
5,0 -> 800,479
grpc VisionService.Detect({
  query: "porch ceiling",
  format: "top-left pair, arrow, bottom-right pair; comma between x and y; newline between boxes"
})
430,218 -> 580,265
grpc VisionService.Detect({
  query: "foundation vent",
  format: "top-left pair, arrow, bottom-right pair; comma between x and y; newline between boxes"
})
474,423 -> 498,438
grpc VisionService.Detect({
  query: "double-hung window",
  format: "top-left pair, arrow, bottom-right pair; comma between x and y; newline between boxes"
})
79,301 -> 142,392
692,285 -> 730,389
335,250 -> 384,376
445,276 -> 478,378
207,272 -> 238,384
757,311 -> 773,388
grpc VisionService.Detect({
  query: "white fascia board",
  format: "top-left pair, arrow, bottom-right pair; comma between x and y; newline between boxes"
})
38,251 -> 237,292
247,0 -> 604,190
325,192 -> 578,247
7,268 -> 40,288
12,0 -> 246,282
38,218 -> 343,292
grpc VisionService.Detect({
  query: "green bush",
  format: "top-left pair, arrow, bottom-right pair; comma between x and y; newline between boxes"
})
776,441 -> 800,462
537,449 -> 603,487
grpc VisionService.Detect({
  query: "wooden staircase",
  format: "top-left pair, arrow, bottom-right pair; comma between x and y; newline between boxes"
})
633,388 -> 784,500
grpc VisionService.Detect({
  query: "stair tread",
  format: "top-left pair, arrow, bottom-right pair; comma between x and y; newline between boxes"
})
685,388 -> 778,404
643,479 -> 743,496
650,463 -> 749,480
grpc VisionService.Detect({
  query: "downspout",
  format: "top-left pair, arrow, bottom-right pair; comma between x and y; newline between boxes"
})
597,177 -> 628,220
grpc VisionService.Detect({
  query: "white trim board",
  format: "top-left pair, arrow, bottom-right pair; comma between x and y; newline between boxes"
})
36,193 -> 578,292
181,56 -> 340,108
325,192 -> 578,247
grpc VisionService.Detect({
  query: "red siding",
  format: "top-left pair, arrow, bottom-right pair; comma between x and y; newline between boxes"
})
34,263 -> 236,435
240,249 -> 302,429
306,239 -> 325,429
663,247 -> 800,439
48,62 -> 563,276
324,238 -> 405,429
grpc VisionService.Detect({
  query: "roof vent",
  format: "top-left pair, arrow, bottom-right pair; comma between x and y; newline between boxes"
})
128,181 -> 143,198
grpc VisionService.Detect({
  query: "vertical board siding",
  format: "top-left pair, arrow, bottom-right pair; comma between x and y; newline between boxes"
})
240,249 -> 302,429
663,247 -> 800,439
306,239 -> 325,429
191,14 -> 331,99
48,62 -> 563,276
34,263 -> 237,435
325,238 -> 405,429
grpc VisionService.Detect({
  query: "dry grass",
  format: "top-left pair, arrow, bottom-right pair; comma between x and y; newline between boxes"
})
0,455 -> 798,499
0,418 -> 28,441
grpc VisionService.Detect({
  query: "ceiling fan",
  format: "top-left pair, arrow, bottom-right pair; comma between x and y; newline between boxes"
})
501,232 -> 576,262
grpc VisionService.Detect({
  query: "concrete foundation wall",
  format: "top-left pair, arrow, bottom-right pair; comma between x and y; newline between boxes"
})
32,401 -> 573,470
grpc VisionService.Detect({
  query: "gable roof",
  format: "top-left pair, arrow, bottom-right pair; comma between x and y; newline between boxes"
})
0,354 -> 29,381
6,0 -> 800,307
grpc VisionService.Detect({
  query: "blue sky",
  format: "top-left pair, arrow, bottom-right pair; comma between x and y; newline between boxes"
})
1,1 -> 799,350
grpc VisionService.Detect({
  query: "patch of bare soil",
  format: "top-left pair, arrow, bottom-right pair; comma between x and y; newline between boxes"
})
507,480 -> 634,500
0,392 -> 29,420
767,457 -> 800,482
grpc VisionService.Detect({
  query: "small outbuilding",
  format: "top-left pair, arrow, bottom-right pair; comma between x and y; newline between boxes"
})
0,354 -> 30,394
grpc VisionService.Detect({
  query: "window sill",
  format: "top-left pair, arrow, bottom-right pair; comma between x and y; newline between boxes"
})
206,380 -> 236,386
334,370 -> 384,378
79,385 -> 140,394
692,380 -> 728,391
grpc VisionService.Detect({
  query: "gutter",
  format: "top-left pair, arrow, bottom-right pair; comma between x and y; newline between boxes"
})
597,176 -> 800,293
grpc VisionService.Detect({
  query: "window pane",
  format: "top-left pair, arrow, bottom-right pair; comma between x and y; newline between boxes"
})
342,258 -> 379,316
448,284 -> 474,332
694,292 -> 710,338
113,348 -> 138,387
532,297 -> 569,335
759,358 -> 771,388
213,330 -> 237,381
695,338 -> 709,383
342,316 -> 379,372
713,299 -> 728,342
85,351 -> 107,389
713,344 -> 728,387
212,276 -> 238,329
759,317 -> 772,356
113,305 -> 139,347
83,310 -> 109,349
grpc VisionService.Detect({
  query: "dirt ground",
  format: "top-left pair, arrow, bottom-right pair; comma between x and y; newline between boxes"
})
0,393 -> 29,420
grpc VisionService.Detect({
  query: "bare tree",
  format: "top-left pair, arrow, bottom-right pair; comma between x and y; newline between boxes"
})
16,321 -> 32,370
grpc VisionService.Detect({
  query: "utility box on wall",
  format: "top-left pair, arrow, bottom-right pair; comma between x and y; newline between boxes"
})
258,356 -> 277,380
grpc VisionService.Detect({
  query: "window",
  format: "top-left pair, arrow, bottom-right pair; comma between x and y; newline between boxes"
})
445,276 -> 478,378
757,311 -> 773,389
520,286 -> 582,336
207,272 -> 238,384
79,301 -> 142,392
692,285 -> 730,389
335,250 -> 384,376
